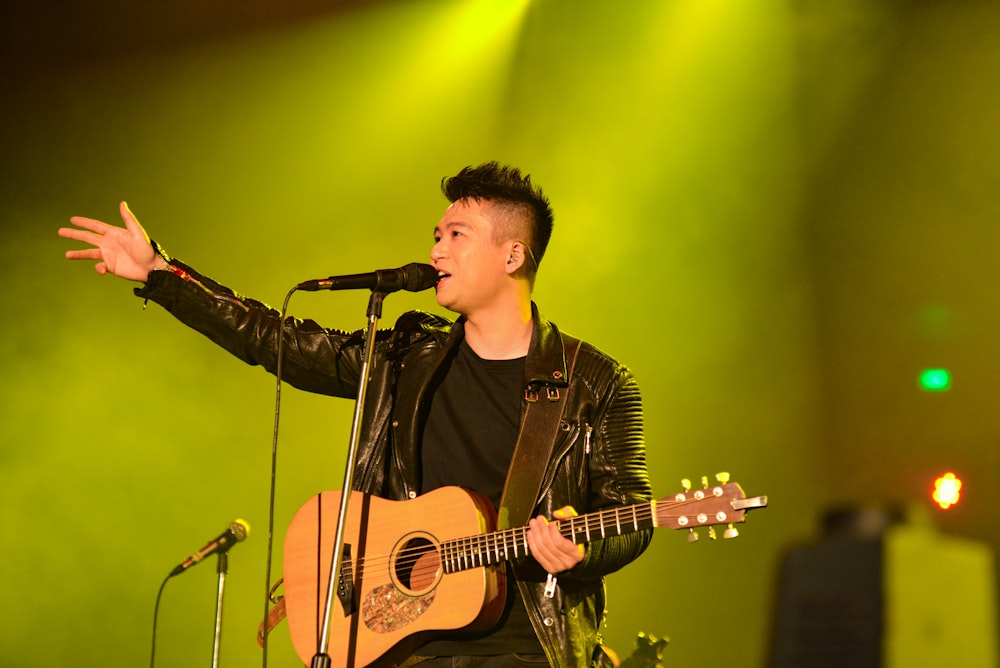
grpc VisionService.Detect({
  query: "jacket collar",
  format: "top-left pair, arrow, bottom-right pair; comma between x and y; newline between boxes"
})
432,302 -> 569,390
525,302 -> 570,389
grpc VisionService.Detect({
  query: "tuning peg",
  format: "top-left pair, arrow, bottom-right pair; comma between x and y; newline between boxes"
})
708,526 -> 717,541
687,528 -> 699,543
716,472 -> 730,484
701,475 -> 709,489
724,523 -> 739,539
681,478 -> 691,492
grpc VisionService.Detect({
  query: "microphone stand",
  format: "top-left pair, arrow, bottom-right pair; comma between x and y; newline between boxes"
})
212,552 -> 229,668
310,290 -> 388,668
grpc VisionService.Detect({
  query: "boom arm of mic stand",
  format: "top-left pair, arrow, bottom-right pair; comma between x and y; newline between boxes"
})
311,290 -> 387,668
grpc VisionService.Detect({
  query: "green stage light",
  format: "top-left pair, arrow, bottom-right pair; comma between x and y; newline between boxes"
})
919,368 -> 951,391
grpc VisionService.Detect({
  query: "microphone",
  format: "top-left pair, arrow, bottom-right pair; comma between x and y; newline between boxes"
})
170,519 -> 250,576
297,262 -> 439,293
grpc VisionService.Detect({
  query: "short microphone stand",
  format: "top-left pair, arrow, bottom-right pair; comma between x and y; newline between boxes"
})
310,290 -> 388,668
212,551 -> 229,668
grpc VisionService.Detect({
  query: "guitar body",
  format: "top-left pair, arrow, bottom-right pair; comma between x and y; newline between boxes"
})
283,486 -> 505,667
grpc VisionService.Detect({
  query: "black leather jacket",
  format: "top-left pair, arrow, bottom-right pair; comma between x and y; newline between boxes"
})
136,259 -> 653,667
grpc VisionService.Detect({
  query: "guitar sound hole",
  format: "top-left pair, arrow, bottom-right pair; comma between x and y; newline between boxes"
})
392,534 -> 442,595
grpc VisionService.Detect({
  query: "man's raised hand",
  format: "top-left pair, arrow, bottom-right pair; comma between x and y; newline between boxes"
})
59,201 -> 166,282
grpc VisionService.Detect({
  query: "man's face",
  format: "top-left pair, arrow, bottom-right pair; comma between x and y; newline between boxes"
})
430,198 -> 510,316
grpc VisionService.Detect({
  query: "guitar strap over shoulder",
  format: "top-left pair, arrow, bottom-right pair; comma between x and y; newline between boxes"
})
497,333 -> 581,531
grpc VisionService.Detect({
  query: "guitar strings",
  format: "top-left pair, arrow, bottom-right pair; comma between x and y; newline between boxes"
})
320,494 -> 727,584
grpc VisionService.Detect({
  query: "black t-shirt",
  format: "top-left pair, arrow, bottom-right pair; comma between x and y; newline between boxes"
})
418,340 -> 541,655
421,340 -> 523,507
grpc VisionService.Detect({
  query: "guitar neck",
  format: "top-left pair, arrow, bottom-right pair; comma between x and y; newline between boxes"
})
440,501 -> 656,574
439,480 -> 766,574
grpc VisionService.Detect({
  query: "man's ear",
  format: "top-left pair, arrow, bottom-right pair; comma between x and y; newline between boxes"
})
505,242 -> 526,274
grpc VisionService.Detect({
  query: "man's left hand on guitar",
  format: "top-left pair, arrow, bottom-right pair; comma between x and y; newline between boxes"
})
527,506 -> 586,574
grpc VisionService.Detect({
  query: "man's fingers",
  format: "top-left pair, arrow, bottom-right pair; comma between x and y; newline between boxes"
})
64,248 -> 103,261
67,216 -> 111,234
59,226 -> 102,246
527,517 -> 555,560
527,514 -> 585,573
119,201 -> 145,237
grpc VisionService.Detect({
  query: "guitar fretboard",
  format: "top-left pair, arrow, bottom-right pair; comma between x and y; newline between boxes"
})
440,501 -> 657,574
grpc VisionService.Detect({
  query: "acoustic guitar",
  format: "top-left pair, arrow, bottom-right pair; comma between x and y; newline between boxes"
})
282,475 -> 766,666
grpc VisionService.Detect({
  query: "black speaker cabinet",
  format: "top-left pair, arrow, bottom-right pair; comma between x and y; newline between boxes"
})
769,507 -> 997,668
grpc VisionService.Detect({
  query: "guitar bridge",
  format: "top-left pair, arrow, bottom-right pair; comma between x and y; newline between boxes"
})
337,543 -> 356,617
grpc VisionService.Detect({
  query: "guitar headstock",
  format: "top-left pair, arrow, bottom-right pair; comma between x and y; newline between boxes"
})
654,472 -> 768,541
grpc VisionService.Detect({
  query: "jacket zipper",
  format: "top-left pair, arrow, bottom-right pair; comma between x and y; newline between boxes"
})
536,421 -> 589,506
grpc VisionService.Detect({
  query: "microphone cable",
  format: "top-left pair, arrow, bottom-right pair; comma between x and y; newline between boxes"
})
148,285 -> 303,668
260,286 -> 297,668
149,573 -> 170,668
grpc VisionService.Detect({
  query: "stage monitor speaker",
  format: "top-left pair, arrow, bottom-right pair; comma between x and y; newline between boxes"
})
768,505 -> 997,668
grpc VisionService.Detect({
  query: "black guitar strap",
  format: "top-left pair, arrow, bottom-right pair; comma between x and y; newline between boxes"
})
497,333 -> 581,531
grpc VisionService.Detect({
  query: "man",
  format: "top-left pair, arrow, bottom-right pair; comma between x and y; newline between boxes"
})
60,162 -> 653,666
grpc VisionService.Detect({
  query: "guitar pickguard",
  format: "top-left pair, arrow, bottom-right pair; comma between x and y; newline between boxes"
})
363,584 -> 436,633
